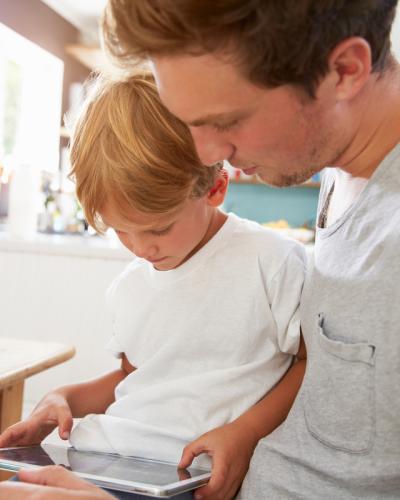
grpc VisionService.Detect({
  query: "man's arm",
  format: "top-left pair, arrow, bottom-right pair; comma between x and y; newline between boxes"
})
0,466 -> 114,500
179,335 -> 307,500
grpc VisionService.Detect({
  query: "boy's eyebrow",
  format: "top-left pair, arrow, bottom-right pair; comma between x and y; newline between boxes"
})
145,220 -> 176,231
101,216 -> 176,232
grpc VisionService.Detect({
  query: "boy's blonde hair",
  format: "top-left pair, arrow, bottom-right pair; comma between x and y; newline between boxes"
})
69,73 -> 220,232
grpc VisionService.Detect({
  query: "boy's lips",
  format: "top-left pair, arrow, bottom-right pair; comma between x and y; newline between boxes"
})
148,257 -> 167,264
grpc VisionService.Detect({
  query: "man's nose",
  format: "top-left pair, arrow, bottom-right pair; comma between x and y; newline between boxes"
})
189,126 -> 234,166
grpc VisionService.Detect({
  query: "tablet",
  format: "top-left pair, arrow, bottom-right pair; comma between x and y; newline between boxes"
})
0,444 -> 211,497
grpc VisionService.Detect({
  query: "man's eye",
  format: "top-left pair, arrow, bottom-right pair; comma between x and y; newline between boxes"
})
212,120 -> 238,132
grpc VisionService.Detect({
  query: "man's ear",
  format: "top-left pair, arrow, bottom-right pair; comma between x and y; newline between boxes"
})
325,37 -> 372,101
207,168 -> 229,207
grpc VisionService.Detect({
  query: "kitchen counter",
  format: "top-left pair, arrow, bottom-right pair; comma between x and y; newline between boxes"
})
0,229 -> 132,261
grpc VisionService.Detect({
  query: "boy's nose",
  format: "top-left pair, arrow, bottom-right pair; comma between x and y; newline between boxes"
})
189,126 -> 234,166
132,245 -> 158,261
129,237 -> 157,261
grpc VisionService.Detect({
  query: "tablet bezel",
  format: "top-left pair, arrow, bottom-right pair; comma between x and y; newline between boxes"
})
0,445 -> 211,498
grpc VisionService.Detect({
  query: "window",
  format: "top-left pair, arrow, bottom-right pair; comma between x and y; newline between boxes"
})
393,8 -> 400,60
0,23 -> 64,173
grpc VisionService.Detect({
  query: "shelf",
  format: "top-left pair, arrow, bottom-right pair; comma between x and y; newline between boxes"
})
230,177 -> 320,188
65,44 -> 106,71
65,44 -> 150,73
230,177 -> 259,184
299,182 -> 321,188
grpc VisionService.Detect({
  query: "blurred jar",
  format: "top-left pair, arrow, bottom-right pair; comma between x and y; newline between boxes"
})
8,163 -> 40,239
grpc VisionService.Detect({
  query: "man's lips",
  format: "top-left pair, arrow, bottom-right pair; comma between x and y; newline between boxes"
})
241,166 -> 257,175
230,162 -> 257,175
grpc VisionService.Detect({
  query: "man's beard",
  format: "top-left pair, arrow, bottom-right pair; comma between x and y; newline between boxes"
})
256,163 -> 321,187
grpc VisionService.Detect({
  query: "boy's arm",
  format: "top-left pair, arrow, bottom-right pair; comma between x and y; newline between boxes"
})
179,335 -> 306,500
0,355 -> 135,447
57,354 -> 135,416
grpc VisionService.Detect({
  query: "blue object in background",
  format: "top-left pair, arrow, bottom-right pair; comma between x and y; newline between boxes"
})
223,182 -> 319,227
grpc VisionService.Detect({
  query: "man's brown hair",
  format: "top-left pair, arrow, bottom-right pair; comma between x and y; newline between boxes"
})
103,0 -> 398,96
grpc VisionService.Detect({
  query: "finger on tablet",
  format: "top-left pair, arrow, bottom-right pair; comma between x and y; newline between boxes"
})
179,441 -> 207,469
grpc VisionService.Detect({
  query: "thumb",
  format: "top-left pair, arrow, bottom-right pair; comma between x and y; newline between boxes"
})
57,407 -> 73,440
179,441 -> 206,469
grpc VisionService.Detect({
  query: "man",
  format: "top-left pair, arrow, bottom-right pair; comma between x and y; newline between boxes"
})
2,1 -> 399,499
103,1 -> 400,498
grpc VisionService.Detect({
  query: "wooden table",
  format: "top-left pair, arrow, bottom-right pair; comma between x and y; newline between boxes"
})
0,337 -> 75,433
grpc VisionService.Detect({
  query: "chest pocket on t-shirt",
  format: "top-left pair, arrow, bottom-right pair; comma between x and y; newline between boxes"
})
304,313 -> 376,454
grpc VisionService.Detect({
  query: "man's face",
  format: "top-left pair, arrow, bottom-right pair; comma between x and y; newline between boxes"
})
152,53 -> 347,186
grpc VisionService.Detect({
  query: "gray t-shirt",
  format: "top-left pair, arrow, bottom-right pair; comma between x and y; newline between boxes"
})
239,144 -> 400,499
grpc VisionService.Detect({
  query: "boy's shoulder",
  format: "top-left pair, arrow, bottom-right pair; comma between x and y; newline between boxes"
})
228,213 -> 305,258
106,257 -> 148,303
223,213 -> 306,279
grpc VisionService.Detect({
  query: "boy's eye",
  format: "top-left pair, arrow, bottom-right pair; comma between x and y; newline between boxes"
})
150,224 -> 173,236
212,120 -> 238,133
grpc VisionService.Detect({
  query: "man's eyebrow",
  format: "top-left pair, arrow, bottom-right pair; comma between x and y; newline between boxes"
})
187,111 -> 244,127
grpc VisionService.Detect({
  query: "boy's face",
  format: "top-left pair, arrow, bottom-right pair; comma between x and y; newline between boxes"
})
100,196 -> 216,271
151,53 -> 350,187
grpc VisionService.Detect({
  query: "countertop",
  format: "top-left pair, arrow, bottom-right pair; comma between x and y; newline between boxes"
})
0,226 -> 313,262
0,229 -> 132,261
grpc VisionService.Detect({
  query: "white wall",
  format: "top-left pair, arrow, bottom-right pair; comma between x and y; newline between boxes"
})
0,241 -> 130,406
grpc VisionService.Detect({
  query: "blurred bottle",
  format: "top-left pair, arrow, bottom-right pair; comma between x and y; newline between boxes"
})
7,163 -> 40,239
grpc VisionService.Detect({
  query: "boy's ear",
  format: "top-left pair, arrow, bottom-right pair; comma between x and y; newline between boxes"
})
207,168 -> 229,207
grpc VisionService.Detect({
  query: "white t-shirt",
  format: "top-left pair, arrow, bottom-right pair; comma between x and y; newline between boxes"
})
70,213 -> 306,468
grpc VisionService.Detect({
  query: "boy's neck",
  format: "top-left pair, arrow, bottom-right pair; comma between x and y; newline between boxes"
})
204,208 -> 228,244
181,209 -> 228,266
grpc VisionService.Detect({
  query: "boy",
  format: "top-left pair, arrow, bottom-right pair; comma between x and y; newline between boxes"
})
0,74 -> 306,496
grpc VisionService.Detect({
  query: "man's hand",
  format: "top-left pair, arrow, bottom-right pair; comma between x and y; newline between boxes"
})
0,466 -> 113,499
179,421 -> 258,500
0,391 -> 73,447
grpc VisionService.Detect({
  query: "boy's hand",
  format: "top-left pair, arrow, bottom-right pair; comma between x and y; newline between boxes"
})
179,421 -> 258,500
0,392 -> 73,448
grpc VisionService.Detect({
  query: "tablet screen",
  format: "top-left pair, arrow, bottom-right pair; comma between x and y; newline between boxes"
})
0,444 -> 210,496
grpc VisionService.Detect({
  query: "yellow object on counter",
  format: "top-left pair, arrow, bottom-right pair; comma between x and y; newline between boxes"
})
262,220 -> 314,244
262,219 -> 290,229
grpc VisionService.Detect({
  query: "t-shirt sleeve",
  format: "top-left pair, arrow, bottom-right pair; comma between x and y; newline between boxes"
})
268,243 -> 306,355
107,333 -> 124,359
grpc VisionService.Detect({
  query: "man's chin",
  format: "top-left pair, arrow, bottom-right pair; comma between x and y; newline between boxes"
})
233,160 -> 319,187
256,171 -> 313,188
254,171 -> 283,187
